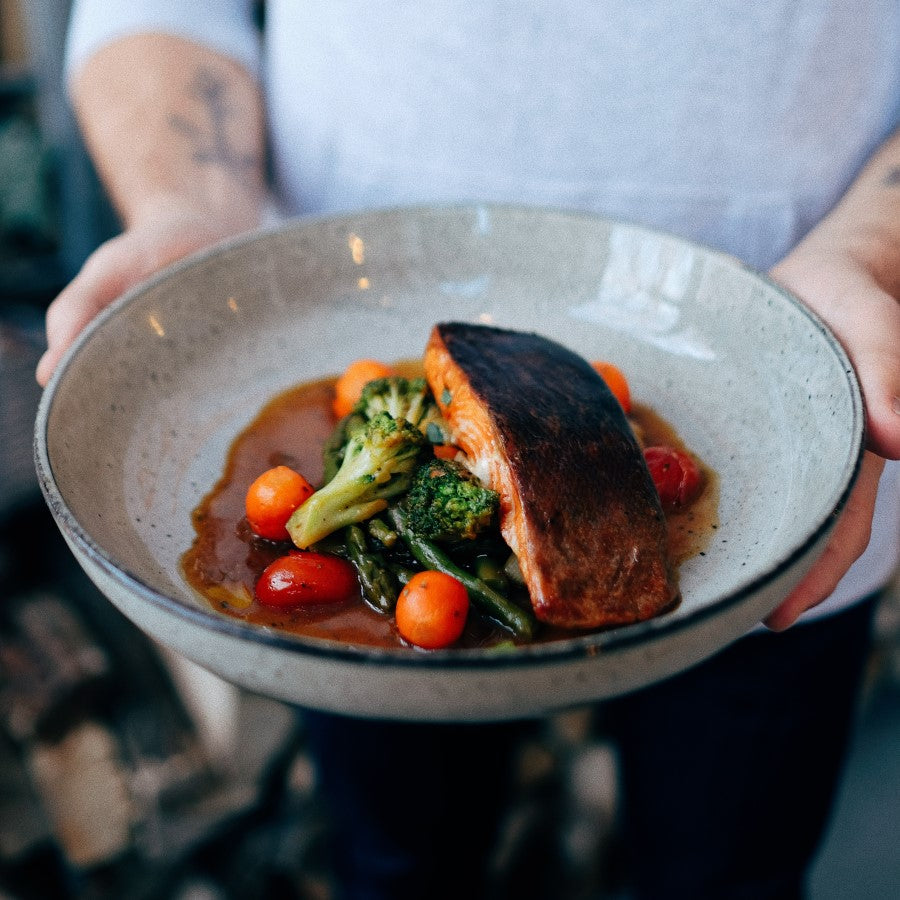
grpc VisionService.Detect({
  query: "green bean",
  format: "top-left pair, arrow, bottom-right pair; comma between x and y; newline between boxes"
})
344,525 -> 399,613
386,507 -> 535,640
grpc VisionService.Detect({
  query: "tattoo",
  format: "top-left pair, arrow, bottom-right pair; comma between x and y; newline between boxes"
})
169,68 -> 259,175
885,167 -> 900,186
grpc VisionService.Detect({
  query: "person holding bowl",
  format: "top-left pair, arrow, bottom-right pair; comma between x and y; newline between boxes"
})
38,3 -> 900,898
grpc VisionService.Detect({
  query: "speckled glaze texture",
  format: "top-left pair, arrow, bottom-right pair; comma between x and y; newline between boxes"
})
34,205 -> 864,721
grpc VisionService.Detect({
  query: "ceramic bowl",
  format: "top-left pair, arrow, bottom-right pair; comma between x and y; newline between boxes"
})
35,205 -> 864,721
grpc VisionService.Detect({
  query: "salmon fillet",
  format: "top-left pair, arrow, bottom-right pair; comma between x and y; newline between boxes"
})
424,322 -> 675,629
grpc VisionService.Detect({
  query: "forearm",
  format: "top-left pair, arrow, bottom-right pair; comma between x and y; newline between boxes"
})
70,32 -> 265,232
36,33 -> 266,386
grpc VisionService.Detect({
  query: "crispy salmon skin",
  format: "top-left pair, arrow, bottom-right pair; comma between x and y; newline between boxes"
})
424,322 -> 676,629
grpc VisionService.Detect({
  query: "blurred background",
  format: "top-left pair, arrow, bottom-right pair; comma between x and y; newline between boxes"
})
1,3 -> 899,898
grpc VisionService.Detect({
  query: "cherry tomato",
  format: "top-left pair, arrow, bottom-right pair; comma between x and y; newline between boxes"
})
643,445 -> 703,511
245,465 -> 315,541
395,570 -> 469,649
255,551 -> 359,607
333,359 -> 396,418
591,361 -> 632,413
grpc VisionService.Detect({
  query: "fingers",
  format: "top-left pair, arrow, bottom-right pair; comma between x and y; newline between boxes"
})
36,239 -> 136,386
764,451 -> 885,631
771,252 -> 900,461
825,274 -> 900,460
35,217 -> 232,387
853,334 -> 900,462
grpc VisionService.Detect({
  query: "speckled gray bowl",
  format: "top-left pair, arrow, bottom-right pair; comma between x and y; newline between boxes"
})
35,205 -> 864,721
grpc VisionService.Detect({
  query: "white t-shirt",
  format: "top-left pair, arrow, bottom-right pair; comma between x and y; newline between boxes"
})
66,0 -> 900,621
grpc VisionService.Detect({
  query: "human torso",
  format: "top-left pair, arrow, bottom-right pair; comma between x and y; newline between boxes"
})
264,0 -> 900,269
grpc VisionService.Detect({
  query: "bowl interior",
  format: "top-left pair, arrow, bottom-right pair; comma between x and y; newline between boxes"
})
38,205 -> 863,658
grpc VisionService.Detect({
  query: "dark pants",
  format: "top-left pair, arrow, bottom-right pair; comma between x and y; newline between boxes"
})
303,597 -> 876,900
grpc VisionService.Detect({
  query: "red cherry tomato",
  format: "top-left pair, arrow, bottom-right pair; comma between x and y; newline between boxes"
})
245,465 -> 315,541
643,445 -> 703,511
255,552 -> 359,607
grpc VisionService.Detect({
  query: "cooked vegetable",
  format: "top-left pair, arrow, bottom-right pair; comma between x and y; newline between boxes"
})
432,444 -> 460,460
322,412 -> 367,484
403,457 -> 499,543
387,506 -> 536,640
344,524 -> 399,613
354,375 -> 452,444
286,412 -> 426,548
395,570 -> 469,649
245,465 -> 315,541
474,554 -> 509,593
387,562 -> 418,585
503,553 -> 525,585
366,516 -> 399,548
591,360 -> 632,413
205,582 -> 254,611
333,359 -> 396,418
643,445 -> 703,510
255,551 -> 358,607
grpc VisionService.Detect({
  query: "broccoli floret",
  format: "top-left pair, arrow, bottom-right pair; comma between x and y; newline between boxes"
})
404,457 -> 499,542
354,376 -> 452,444
287,412 -> 426,548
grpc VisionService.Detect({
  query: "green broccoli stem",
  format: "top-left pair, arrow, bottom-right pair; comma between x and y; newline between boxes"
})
322,412 -> 366,485
386,507 -> 536,641
344,525 -> 399,614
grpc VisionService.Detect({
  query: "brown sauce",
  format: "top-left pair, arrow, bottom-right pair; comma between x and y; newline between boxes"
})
181,370 -> 719,649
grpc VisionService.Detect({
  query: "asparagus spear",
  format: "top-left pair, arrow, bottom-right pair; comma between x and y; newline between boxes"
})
387,563 -> 417,585
344,524 -> 399,613
366,516 -> 399,548
474,555 -> 510,594
386,507 -> 536,640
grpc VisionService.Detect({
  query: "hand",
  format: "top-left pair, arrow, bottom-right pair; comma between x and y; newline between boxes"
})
764,450 -> 885,630
764,241 -> 900,629
36,205 -> 251,386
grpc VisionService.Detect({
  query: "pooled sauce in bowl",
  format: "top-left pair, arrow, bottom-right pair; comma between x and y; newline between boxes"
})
181,365 -> 718,649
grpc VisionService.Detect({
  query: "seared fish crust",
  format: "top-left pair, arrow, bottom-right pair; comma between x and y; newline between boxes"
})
424,323 -> 675,629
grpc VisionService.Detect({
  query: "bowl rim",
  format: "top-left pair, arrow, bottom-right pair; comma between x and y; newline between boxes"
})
33,203 -> 866,671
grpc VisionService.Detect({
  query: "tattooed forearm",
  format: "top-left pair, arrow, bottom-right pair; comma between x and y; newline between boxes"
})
884,167 -> 900,187
168,67 -> 260,176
